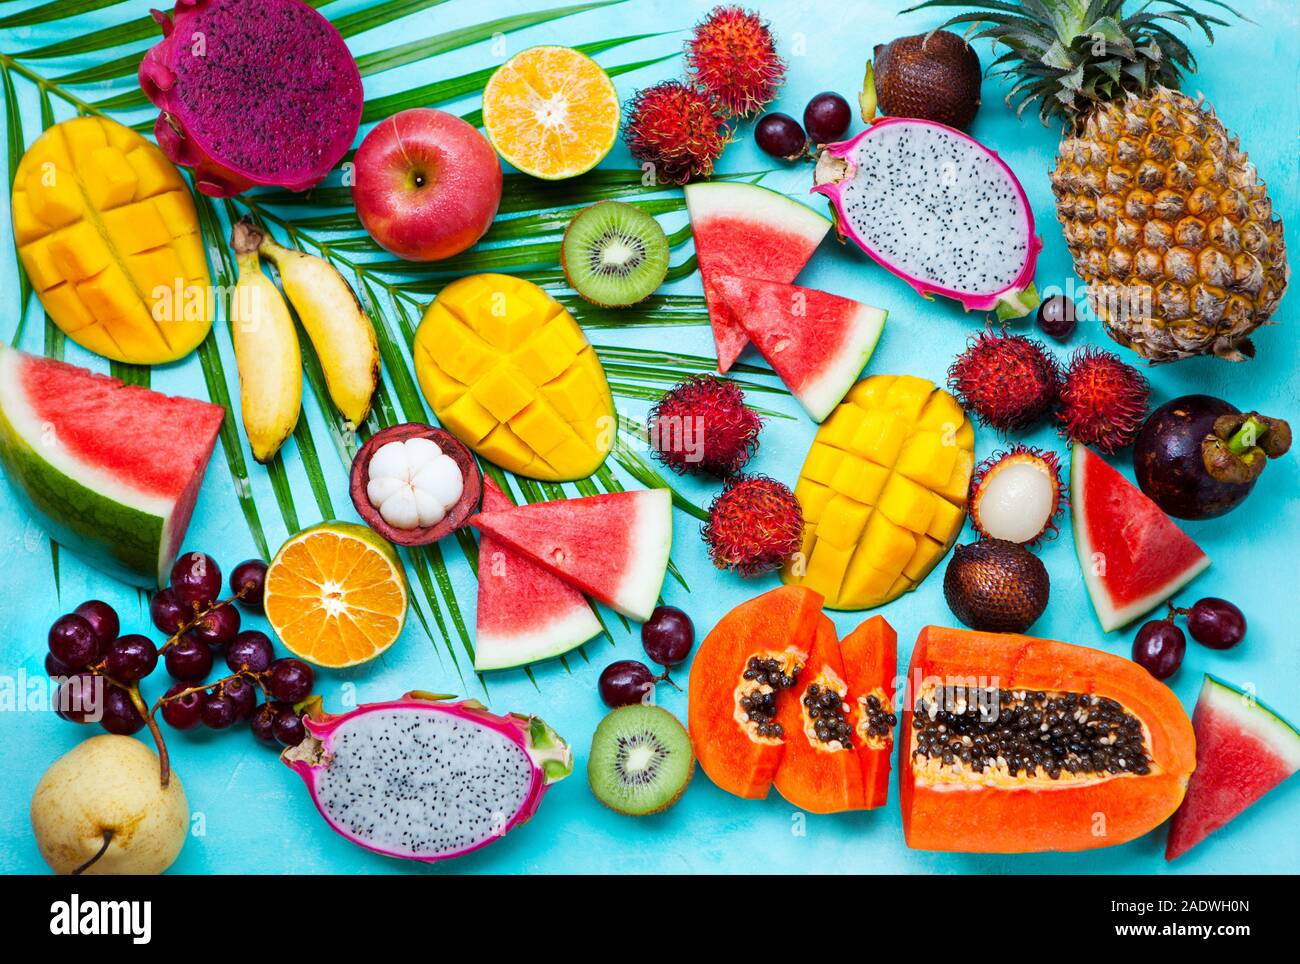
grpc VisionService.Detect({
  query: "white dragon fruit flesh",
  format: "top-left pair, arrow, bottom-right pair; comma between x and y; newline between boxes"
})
138,0 -> 362,197
813,118 -> 1041,319
282,693 -> 571,863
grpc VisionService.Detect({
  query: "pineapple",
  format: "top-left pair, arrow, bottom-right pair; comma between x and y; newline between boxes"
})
914,0 -> 1287,362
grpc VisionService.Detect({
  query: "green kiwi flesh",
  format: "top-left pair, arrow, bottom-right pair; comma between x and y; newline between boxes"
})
587,704 -> 694,815
562,200 -> 670,307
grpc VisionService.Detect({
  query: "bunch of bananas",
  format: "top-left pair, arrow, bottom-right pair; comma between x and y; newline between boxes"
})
229,218 -> 380,462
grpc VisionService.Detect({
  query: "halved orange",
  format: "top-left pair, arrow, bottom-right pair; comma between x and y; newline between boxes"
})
482,46 -> 620,180
264,522 -> 409,668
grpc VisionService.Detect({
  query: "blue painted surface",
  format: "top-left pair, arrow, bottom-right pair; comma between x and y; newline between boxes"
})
1,0 -> 1297,874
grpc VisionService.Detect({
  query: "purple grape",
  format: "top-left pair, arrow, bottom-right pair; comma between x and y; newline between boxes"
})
189,603 -> 240,646
223,676 -> 259,721
1133,620 -> 1186,679
160,683 -> 205,730
599,660 -> 656,708
73,600 -> 119,648
803,91 -> 851,143
226,631 -> 274,674
267,658 -> 314,703
200,692 -> 239,730
170,551 -> 222,609
230,559 -> 268,610
45,652 -> 70,679
101,686 -> 145,735
642,605 -> 695,667
273,708 -> 307,747
164,637 -> 214,683
1187,598 -> 1247,650
251,702 -> 279,744
755,112 -> 808,160
48,614 -> 101,670
104,634 -> 159,683
56,673 -> 102,723
1037,294 -> 1078,340
150,587 -> 190,635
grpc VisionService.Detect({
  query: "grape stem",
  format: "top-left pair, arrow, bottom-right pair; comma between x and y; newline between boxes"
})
122,681 -> 171,788
654,669 -> 682,693
71,830 -> 114,876
160,589 -> 249,652
147,669 -> 270,723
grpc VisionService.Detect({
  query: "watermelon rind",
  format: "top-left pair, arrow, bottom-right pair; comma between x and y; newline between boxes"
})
781,301 -> 887,422
613,488 -> 674,622
683,181 -> 832,246
1070,443 -> 1210,632
475,606 -> 603,672
1199,675 -> 1300,770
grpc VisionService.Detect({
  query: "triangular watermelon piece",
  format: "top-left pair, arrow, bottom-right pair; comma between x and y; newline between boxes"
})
684,182 -> 831,374
473,478 -> 603,671
0,345 -> 224,587
711,274 -> 886,421
1071,444 -> 1209,632
470,488 -> 672,622
1167,676 -> 1300,860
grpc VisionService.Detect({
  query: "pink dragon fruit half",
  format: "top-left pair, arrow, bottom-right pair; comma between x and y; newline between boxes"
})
282,693 -> 572,863
138,0 -> 363,197
812,117 -> 1042,320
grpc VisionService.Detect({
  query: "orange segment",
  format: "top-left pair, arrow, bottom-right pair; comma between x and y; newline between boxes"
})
264,522 -> 409,668
482,46 -> 620,180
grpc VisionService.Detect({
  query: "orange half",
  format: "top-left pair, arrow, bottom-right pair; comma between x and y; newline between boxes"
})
482,46 -> 620,180
264,522 -> 409,668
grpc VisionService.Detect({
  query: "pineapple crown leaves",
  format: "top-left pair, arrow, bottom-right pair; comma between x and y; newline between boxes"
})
902,0 -> 1250,125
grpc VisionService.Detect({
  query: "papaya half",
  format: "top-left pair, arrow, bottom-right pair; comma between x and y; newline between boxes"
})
840,615 -> 898,808
899,625 -> 1196,853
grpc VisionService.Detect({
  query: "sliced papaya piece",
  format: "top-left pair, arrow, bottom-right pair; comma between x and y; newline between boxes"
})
773,615 -> 866,813
840,615 -> 898,809
899,625 -> 1196,853
687,586 -> 823,800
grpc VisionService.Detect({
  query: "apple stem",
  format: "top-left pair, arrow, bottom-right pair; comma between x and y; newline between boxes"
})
71,829 -> 113,876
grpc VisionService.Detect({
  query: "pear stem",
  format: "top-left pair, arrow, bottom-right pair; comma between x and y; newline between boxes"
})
71,830 -> 113,876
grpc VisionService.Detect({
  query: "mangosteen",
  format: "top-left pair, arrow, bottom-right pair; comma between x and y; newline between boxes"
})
943,539 -> 1049,634
349,423 -> 481,546
864,31 -> 981,130
1133,395 -> 1292,520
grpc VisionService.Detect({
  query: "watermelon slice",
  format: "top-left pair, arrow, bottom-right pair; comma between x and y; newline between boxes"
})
1166,675 -> 1300,860
470,488 -> 672,622
710,274 -> 886,421
473,478 -> 602,671
1071,444 -> 1209,632
684,182 -> 832,373
0,345 -> 224,587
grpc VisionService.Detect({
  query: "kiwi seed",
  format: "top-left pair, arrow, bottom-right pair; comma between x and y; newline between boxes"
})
562,200 -> 670,307
587,703 -> 694,816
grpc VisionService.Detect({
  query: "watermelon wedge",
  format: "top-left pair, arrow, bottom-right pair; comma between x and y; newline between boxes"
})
684,182 -> 832,373
1071,444 -> 1209,632
470,488 -> 672,622
473,478 -> 602,671
1166,676 -> 1300,860
0,345 -> 224,587
710,274 -> 886,421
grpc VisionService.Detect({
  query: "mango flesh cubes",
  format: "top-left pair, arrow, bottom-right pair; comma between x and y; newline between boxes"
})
783,374 -> 974,609
12,116 -> 211,364
414,274 -> 615,481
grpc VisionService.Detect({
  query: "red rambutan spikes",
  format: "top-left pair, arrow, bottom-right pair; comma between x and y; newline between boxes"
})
685,5 -> 786,119
1057,347 -> 1150,453
623,80 -> 732,185
947,330 -> 1062,433
702,475 -> 803,576
648,375 -> 762,477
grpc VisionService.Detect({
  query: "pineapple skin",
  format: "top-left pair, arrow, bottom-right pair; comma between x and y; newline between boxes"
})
1050,86 -> 1288,363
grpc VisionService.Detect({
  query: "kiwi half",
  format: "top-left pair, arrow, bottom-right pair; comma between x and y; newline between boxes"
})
587,704 -> 694,816
562,200 -> 669,307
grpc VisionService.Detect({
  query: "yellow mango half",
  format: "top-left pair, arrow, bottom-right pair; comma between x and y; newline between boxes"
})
12,117 -> 211,364
783,374 -> 974,610
414,274 -> 614,481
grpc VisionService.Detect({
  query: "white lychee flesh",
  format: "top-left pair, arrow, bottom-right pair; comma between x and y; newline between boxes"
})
976,461 -> 1054,544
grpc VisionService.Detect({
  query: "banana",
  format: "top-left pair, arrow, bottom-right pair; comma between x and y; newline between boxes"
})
258,236 -> 380,428
230,219 -> 302,463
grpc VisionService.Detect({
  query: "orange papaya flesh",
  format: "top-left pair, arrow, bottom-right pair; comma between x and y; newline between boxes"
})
900,625 -> 1196,853
840,615 -> 898,809
773,616 -> 867,813
688,586 -> 824,799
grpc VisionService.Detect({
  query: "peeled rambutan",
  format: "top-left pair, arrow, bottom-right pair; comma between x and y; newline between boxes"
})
968,444 -> 1066,547
624,80 -> 731,185
703,475 -> 803,576
685,5 -> 785,119
648,375 -> 762,477
1057,347 -> 1150,453
948,331 -> 1062,433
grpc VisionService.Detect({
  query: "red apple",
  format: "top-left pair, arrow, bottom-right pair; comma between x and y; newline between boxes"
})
352,109 -> 502,261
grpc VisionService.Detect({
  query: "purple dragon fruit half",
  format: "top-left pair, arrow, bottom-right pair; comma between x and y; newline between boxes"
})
812,117 -> 1042,320
282,693 -> 572,863
138,0 -> 363,197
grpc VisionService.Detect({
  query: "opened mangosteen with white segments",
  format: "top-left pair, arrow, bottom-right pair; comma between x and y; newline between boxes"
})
349,423 -> 481,546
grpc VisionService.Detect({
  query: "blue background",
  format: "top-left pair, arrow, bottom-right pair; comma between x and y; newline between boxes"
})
1,0 -> 1297,874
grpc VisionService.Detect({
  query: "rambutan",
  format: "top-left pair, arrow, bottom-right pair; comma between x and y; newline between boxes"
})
968,444 -> 1066,547
648,375 -> 762,477
685,5 -> 785,118
702,475 -> 802,576
624,80 -> 731,185
1057,347 -> 1150,454
948,331 -> 1062,433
